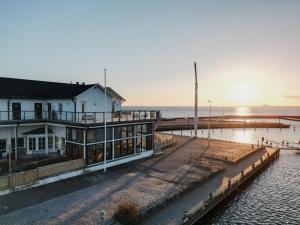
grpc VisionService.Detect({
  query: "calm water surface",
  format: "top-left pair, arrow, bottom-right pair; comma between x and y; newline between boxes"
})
199,151 -> 300,225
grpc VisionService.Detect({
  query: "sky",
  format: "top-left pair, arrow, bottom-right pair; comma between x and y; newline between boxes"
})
0,0 -> 300,106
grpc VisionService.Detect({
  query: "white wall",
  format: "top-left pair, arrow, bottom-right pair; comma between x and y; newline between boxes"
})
76,86 -> 113,112
0,99 -> 8,120
0,99 -> 74,120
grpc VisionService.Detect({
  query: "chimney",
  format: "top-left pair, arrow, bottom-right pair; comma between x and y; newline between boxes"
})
76,82 -> 79,85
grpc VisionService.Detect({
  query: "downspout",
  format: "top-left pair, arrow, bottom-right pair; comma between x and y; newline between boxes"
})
7,98 -> 11,120
72,98 -> 76,122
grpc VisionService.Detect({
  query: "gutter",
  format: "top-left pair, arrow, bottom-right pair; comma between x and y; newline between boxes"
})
72,98 -> 76,122
7,98 -> 11,120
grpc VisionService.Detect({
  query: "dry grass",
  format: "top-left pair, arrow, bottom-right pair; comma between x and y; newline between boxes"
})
114,201 -> 143,225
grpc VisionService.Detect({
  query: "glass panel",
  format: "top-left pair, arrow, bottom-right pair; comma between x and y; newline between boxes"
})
29,138 -> 36,151
93,129 -> 102,142
142,124 -> 147,135
38,137 -> 46,150
142,137 -> 146,150
128,138 -> 134,155
114,141 -> 121,158
127,126 -> 134,137
48,137 -> 53,149
114,127 -> 122,139
136,137 -> 142,153
121,140 -> 127,156
18,138 -> 25,148
66,142 -> 83,160
87,129 -> 96,143
87,145 -> 96,165
146,135 -> 153,150
95,144 -> 104,162
147,123 -> 153,134
136,125 -> 142,136
106,142 -> 112,160
11,138 -> 15,149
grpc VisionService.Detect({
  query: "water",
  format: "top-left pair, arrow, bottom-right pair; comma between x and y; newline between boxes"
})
199,151 -> 300,225
124,106 -> 300,118
126,106 -> 300,224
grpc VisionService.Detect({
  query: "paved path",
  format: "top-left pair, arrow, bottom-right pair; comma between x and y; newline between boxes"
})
0,136 -> 263,225
144,147 -> 267,225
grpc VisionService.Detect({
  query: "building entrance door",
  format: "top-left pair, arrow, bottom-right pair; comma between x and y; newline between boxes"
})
12,103 -> 21,120
34,103 -> 43,119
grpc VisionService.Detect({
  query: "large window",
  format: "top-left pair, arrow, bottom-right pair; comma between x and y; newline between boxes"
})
29,138 -> 36,151
48,137 -> 53,149
67,128 -> 83,143
66,142 -> 83,160
18,138 -> 25,148
10,138 -> 25,150
0,139 -> 6,159
87,128 -> 112,143
38,137 -> 46,150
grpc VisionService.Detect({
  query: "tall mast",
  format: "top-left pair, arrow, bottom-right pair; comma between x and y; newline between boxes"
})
104,68 -> 107,172
194,62 -> 198,137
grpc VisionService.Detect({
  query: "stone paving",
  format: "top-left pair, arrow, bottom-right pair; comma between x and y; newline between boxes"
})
144,147 -> 268,225
0,136 -> 260,225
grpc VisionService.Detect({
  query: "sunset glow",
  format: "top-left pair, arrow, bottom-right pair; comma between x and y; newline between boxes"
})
229,82 -> 259,105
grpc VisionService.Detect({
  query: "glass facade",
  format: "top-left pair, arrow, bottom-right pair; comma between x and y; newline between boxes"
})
66,122 -> 154,165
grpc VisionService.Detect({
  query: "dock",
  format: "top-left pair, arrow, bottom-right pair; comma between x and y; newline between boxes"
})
143,136 -> 279,225
156,117 -> 290,131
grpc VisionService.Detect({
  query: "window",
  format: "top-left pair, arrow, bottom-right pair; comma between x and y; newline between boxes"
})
48,137 -> 53,149
18,138 -> 25,148
146,135 -> 153,151
87,130 -> 96,143
81,103 -> 85,113
38,137 -> 46,150
10,138 -> 25,149
0,139 -> 6,159
55,136 -> 59,149
72,129 -> 77,142
114,141 -> 121,159
29,138 -> 36,151
58,103 -> 63,112
11,138 -> 16,150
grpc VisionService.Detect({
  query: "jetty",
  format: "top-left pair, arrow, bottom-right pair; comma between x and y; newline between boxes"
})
144,136 -> 279,225
156,117 -> 290,131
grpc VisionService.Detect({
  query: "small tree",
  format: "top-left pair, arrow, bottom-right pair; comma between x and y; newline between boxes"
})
114,201 -> 143,225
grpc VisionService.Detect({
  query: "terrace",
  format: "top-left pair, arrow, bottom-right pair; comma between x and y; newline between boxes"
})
0,110 -> 160,125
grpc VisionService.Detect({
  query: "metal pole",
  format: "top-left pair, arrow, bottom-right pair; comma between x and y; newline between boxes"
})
208,100 -> 211,147
104,68 -> 107,172
194,62 -> 198,138
8,144 -> 12,175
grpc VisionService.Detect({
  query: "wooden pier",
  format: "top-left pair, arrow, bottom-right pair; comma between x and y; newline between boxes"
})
156,117 -> 290,131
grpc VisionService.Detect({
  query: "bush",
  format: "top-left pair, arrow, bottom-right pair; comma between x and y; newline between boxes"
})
114,201 -> 143,225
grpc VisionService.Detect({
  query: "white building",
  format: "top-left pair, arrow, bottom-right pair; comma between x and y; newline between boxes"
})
0,77 -> 158,170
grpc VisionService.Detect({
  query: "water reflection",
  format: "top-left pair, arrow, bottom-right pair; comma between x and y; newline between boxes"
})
232,130 -> 255,144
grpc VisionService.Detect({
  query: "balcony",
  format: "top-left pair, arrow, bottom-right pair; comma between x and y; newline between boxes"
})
0,110 -> 160,125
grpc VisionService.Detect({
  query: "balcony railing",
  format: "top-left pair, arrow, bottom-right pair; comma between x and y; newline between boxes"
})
0,110 -> 160,124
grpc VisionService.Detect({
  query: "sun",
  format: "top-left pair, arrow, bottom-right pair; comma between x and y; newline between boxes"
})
229,82 -> 258,105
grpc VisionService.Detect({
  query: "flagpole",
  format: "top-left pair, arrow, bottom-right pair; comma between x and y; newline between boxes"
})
104,68 -> 107,172
194,62 -> 198,138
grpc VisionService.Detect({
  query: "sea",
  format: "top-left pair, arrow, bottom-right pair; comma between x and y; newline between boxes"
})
126,106 -> 300,224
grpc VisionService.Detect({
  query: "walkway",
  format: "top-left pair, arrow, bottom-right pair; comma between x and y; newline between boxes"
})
144,147 -> 267,225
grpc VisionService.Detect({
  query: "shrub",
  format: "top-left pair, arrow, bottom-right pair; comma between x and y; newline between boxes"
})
114,201 -> 143,225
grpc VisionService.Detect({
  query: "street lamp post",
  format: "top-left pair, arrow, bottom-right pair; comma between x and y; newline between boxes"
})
104,68 -> 107,172
207,100 -> 212,147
